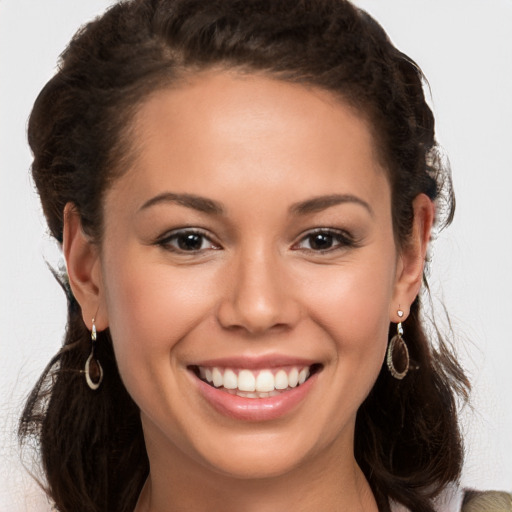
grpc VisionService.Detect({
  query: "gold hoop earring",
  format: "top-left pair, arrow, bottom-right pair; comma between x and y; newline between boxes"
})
386,320 -> 409,380
85,318 -> 103,390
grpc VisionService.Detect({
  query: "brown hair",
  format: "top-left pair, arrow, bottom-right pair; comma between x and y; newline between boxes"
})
19,1 -> 469,511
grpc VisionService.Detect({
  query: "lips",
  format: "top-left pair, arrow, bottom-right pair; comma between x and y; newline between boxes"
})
188,360 -> 322,420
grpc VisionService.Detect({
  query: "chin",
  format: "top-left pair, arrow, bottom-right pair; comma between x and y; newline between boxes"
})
184,420 -> 347,483
203,446 -> 312,481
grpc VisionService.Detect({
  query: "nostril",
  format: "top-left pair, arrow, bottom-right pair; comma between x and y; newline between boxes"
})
215,271 -> 302,335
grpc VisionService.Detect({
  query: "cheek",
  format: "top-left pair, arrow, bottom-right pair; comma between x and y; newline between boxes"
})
298,252 -> 396,392
101,252 -> 218,377
303,261 -> 395,342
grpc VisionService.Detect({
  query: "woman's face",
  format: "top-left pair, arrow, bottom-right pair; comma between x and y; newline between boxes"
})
89,72 -> 414,479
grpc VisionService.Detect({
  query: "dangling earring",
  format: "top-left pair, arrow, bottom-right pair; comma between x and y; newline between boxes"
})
387,310 -> 409,380
85,317 -> 104,390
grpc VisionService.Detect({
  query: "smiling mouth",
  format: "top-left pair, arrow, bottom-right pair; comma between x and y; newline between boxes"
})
189,364 -> 322,399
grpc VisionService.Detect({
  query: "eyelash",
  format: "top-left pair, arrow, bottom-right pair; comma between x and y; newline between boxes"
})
156,229 -> 220,253
292,228 -> 358,253
156,227 -> 358,255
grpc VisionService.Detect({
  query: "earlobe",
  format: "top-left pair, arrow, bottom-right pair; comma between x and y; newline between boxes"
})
391,194 -> 435,322
63,203 -> 108,330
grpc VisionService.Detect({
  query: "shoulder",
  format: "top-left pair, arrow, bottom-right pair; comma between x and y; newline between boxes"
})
462,490 -> 512,512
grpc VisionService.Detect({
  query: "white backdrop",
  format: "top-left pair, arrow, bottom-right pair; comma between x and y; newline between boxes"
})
1,1 -> 511,510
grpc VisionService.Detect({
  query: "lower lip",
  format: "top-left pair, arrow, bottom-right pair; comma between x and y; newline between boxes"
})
193,372 -> 318,421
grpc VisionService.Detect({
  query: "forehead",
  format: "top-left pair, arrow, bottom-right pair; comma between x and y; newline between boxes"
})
109,71 -> 389,214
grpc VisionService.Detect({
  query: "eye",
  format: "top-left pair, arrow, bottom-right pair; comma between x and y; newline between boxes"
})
294,229 -> 356,252
157,229 -> 220,253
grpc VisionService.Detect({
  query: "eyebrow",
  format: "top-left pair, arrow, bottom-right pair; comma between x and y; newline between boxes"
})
139,192 -> 373,217
289,194 -> 374,217
139,192 -> 224,215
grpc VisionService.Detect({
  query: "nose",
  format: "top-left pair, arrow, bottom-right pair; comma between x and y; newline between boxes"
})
216,247 -> 301,335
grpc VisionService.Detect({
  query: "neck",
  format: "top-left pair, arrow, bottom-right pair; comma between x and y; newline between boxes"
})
135,425 -> 378,512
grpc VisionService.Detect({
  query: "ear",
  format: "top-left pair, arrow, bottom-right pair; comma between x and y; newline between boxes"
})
63,203 -> 108,331
390,194 -> 435,322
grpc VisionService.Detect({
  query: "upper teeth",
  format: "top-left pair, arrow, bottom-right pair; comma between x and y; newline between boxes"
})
199,366 -> 310,393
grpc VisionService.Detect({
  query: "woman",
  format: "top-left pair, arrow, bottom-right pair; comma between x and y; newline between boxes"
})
17,0 -> 511,511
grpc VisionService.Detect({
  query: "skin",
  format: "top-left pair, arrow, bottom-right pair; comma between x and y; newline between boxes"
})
64,71 -> 434,511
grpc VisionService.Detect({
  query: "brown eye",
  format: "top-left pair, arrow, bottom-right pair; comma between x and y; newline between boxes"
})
158,229 -> 219,253
176,233 -> 205,251
294,229 -> 355,253
307,233 -> 335,250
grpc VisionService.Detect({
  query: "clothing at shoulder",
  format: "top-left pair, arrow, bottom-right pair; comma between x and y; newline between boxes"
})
462,491 -> 512,512
391,486 -> 512,512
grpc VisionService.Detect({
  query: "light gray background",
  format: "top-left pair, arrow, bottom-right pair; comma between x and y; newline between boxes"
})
1,1 -> 511,510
